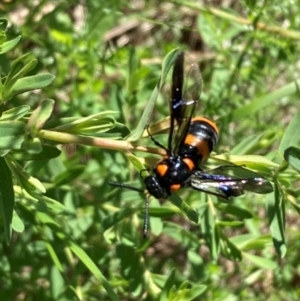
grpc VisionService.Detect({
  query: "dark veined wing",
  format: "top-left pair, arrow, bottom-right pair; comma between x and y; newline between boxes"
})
187,168 -> 273,199
202,164 -> 273,193
168,52 -> 202,154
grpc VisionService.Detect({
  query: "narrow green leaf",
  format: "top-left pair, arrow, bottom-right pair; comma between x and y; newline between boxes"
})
277,111 -> 300,160
12,145 -> 61,161
149,206 -> 178,218
172,285 -> 207,301
284,146 -> 300,172
159,268 -> 176,301
54,166 -> 85,186
69,242 -> 119,301
230,233 -> 269,249
243,252 -> 277,269
169,193 -> 198,223
0,157 -> 14,244
218,220 -> 244,227
230,133 -> 265,155
27,99 -> 55,132
220,79 -> 300,122
266,184 -> 286,257
7,158 -> 46,193
7,74 -> 55,100
3,54 -> 37,100
45,242 -> 64,272
219,232 -> 242,261
127,153 -> 148,172
12,210 -> 24,233
0,121 -> 26,150
39,195 -> 65,213
216,203 -> 253,219
127,48 -> 180,141
127,48 -> 140,94
1,105 -> 31,121
0,19 -> 8,31
212,154 -> 278,173
200,202 -> 219,261
21,137 -> 43,154
0,35 -> 21,54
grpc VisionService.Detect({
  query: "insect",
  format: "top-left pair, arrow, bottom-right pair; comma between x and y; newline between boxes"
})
110,51 -> 273,235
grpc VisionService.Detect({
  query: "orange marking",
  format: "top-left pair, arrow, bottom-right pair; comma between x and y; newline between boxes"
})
183,157 -> 195,171
170,184 -> 181,191
156,163 -> 168,177
184,134 -> 210,159
192,116 -> 219,134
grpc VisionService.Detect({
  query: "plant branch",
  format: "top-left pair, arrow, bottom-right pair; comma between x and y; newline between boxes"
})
172,0 -> 300,40
38,130 -> 166,156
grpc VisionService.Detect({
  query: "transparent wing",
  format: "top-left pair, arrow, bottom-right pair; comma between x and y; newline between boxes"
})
188,169 -> 273,199
168,52 -> 202,154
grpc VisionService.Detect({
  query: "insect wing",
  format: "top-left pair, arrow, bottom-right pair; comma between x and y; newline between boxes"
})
190,168 -> 273,198
168,52 -> 201,153
202,165 -> 273,194
188,173 -> 247,199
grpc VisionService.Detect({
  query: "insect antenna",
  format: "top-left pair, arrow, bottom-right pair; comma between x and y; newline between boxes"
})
143,195 -> 149,238
108,181 -> 150,237
108,181 -> 144,193
146,125 -> 169,154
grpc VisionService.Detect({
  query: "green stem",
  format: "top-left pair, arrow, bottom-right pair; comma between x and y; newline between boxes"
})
171,0 -> 300,40
38,129 -> 166,156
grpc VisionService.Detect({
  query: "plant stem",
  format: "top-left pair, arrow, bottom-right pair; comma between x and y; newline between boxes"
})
172,0 -> 300,40
38,129 -> 166,156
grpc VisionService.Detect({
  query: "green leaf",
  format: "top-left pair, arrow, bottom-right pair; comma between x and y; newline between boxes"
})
0,121 -> 26,150
159,268 -> 176,301
127,48 -> 180,141
212,154 -> 278,175
7,158 -> 46,193
7,74 -> 55,100
0,19 -> 8,31
12,145 -> 61,161
53,166 -> 85,186
27,99 -> 55,133
69,242 -> 119,301
46,243 -> 64,272
21,137 -> 43,154
230,132 -> 265,155
243,252 -> 277,269
0,35 -> 21,54
266,184 -> 286,257
284,146 -> 300,172
278,112 -> 300,153
127,153 -> 148,172
3,53 -> 37,100
12,210 -> 25,233
163,222 -> 199,249
127,47 -> 141,95
219,232 -> 242,261
0,157 -> 14,244
216,203 -> 253,219
220,79 -> 300,123
169,193 -> 198,223
0,105 -> 31,121
278,111 -> 300,160
218,220 -> 244,227
231,234 -> 272,251
200,202 -> 219,261
149,206 -> 178,218
39,195 -> 65,213
171,285 -> 207,301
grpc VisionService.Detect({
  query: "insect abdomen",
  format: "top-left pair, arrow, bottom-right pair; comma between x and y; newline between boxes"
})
179,117 -> 219,163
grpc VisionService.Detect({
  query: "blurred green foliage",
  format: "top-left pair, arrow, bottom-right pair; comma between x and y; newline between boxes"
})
1,0 -> 300,300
